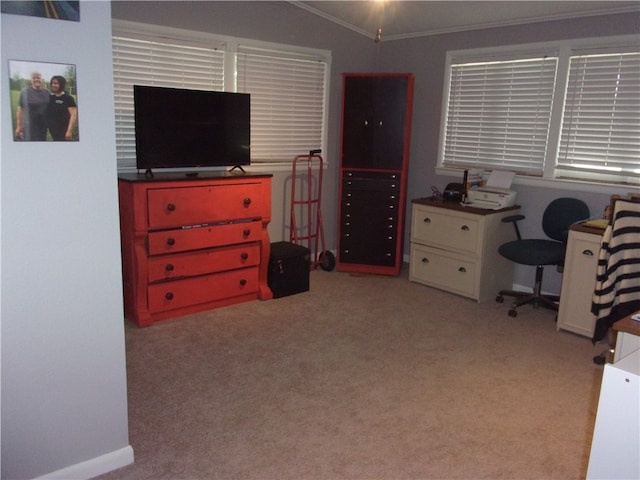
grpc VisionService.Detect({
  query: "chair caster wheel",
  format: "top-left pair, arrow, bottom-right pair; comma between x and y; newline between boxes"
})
593,355 -> 606,365
508,309 -> 517,317
496,295 -> 504,303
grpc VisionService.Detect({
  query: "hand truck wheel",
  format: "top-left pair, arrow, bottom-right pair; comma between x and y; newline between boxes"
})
319,251 -> 336,272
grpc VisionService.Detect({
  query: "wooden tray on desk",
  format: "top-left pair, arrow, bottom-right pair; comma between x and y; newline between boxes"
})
613,311 -> 640,337
411,197 -> 520,215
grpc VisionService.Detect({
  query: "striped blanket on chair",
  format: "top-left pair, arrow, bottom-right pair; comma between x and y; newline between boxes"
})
591,198 -> 640,343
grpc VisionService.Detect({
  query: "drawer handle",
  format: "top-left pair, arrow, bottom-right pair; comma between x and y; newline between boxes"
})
421,257 -> 429,263
243,229 -> 251,237
243,197 -> 252,207
582,249 -> 594,256
166,238 -> 176,246
423,217 -> 431,223
458,267 -> 467,273
239,279 -> 247,286
241,252 -> 249,260
165,264 -> 174,272
165,292 -> 174,300
461,225 -> 469,231
166,203 -> 176,212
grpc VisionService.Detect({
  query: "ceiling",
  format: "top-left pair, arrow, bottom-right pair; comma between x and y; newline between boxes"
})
291,1 -> 640,41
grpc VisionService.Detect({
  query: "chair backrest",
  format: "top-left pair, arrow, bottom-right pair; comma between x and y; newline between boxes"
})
542,197 -> 590,242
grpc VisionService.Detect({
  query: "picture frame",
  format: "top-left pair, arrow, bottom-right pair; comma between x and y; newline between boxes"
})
9,60 -> 80,142
1,1 -> 80,22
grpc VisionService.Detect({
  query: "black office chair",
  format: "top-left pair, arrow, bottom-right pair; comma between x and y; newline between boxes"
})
496,197 -> 590,317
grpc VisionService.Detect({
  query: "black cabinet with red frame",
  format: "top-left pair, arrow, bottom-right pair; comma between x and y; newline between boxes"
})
337,73 -> 414,275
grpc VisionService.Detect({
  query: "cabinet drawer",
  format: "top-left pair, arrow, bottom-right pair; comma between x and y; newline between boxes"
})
411,205 -> 480,255
342,189 -> 400,207
409,243 -> 477,297
148,220 -> 261,255
148,243 -> 260,282
148,266 -> 259,313
342,175 -> 400,192
147,183 -> 265,228
342,214 -> 397,232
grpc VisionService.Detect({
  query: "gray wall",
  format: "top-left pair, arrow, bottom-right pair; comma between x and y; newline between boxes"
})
379,14 -> 640,292
1,2 -> 132,478
111,0 -> 376,261
0,3 -> 635,478
112,1 -> 639,295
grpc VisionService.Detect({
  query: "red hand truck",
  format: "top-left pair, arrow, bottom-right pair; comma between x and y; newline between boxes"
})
289,150 -> 335,271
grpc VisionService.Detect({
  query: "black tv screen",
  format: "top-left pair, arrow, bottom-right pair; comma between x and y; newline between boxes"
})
133,85 -> 250,171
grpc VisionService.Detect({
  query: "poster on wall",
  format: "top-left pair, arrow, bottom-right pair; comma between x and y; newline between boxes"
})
9,60 -> 79,142
1,1 -> 80,22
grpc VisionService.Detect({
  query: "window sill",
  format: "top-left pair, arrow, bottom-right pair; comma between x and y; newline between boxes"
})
435,167 -> 640,195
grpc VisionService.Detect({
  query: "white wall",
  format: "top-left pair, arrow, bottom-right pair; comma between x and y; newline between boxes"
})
1,2 -> 132,479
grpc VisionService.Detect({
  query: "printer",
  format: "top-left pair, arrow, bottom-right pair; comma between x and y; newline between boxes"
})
464,170 -> 517,210
466,186 -> 517,210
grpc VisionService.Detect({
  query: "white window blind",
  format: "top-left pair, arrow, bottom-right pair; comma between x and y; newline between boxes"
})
237,47 -> 327,163
112,35 -> 225,170
557,52 -> 640,179
442,56 -> 558,175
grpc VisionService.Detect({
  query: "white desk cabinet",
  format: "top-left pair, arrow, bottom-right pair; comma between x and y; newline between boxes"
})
409,198 -> 519,303
557,226 -> 604,338
587,348 -> 640,480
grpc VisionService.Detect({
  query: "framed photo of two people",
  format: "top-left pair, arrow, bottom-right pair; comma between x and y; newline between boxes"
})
9,60 -> 79,142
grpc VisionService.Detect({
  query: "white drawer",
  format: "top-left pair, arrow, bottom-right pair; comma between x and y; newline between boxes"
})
411,204 -> 480,255
409,243 -> 477,298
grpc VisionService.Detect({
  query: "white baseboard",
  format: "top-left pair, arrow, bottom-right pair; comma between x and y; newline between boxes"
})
34,445 -> 134,480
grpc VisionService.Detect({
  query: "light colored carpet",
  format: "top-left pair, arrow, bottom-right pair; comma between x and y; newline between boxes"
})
96,265 -> 605,480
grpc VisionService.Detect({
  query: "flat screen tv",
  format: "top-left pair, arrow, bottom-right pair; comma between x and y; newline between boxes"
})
133,85 -> 250,172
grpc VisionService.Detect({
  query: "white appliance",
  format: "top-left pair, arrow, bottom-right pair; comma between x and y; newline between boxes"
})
466,186 -> 517,210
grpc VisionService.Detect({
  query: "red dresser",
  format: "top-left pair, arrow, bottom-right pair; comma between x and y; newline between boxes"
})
118,172 -> 273,327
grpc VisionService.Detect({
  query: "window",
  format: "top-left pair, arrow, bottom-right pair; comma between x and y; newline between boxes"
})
237,46 -> 327,163
112,35 -> 225,170
443,55 -> 557,176
112,21 -> 330,172
557,52 -> 640,182
440,36 -> 640,186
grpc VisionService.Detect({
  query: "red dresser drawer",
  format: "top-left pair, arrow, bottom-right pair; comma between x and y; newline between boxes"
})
148,266 -> 259,313
148,243 -> 260,282
147,220 -> 261,255
147,183 -> 265,228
